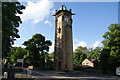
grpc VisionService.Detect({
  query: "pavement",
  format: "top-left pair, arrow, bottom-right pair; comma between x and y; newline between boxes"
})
1,68 -> 120,80
14,70 -> 120,80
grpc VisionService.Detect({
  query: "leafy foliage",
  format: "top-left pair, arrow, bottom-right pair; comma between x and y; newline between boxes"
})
45,54 -> 54,70
100,48 -> 110,73
8,47 -> 27,64
88,47 -> 102,59
73,46 -> 102,65
2,2 -> 25,58
100,24 -> 120,74
22,33 -> 52,69
73,46 -> 87,65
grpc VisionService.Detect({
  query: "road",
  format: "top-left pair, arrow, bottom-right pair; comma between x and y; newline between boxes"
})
14,70 -> 120,80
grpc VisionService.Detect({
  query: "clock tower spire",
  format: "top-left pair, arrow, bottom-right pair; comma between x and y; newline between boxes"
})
53,5 -> 74,71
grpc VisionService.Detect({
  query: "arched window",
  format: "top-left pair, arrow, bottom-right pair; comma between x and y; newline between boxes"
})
58,17 -> 61,22
65,18 -> 68,22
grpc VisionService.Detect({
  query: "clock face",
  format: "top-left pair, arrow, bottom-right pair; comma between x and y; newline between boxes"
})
65,17 -> 68,22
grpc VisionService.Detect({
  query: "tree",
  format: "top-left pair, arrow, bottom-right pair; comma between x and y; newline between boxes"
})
88,47 -> 102,59
73,46 -> 87,65
101,24 -> 120,74
8,47 -> 27,64
2,2 -> 25,58
45,54 -> 54,70
22,33 -> 52,69
73,46 -> 102,66
100,48 -> 110,73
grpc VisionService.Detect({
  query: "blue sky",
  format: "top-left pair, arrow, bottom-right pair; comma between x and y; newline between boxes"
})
14,0 -> 118,53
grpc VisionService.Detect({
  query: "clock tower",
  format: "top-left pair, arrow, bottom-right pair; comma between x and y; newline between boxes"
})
53,5 -> 74,71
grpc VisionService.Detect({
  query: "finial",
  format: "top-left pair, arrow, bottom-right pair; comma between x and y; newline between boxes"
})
60,4 -> 67,10
61,3 -> 64,10
70,9 -> 72,12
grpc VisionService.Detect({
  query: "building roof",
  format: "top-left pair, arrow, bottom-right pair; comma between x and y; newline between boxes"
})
88,59 -> 97,62
53,4 -> 75,16
82,58 -> 97,63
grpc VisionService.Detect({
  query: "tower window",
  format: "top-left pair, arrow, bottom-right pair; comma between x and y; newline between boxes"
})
58,27 -> 61,33
65,18 -> 68,22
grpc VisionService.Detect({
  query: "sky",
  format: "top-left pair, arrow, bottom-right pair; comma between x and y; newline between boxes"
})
14,0 -> 118,53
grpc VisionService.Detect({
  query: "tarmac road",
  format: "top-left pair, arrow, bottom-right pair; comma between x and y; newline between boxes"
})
18,70 -> 120,80
1,70 -> 120,80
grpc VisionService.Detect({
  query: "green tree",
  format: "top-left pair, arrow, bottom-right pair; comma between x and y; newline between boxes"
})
23,33 -> 52,69
45,54 -> 54,70
101,24 -> 120,74
49,52 -> 54,60
8,47 -> 27,64
73,46 -> 102,67
100,48 -> 110,73
88,47 -> 102,59
73,46 -> 87,65
2,2 -> 25,58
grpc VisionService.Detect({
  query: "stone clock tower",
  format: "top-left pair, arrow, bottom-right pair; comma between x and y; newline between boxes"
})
53,5 -> 74,71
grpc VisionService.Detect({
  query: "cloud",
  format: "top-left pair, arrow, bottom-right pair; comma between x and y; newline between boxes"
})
51,9 -> 56,15
73,43 -> 76,51
12,44 -> 25,48
49,38 -> 101,52
12,44 -> 20,47
91,41 -> 100,49
75,38 -> 78,42
76,41 -> 87,47
73,40 -> 87,51
50,40 -> 87,52
44,20 -> 52,26
18,0 -> 54,24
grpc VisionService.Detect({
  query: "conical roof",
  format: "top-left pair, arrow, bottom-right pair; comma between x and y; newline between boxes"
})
59,4 -> 67,10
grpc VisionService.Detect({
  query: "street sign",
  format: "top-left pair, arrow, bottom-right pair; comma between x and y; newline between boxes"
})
17,59 -> 24,63
17,59 -> 24,68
